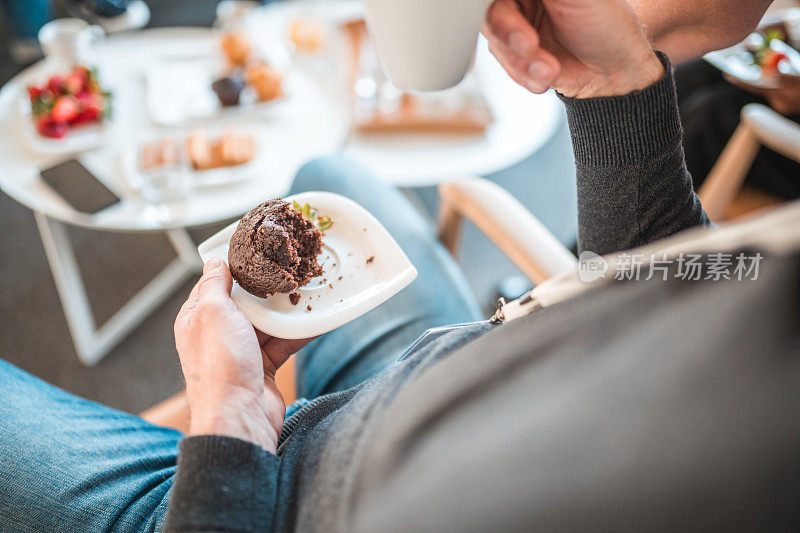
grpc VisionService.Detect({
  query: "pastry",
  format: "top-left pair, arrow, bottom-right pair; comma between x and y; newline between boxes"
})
220,32 -> 251,66
228,199 -> 324,297
186,132 -> 213,171
288,19 -> 324,53
245,62 -> 283,102
186,131 -> 255,171
211,76 -> 246,107
219,132 -> 255,166
139,138 -> 180,170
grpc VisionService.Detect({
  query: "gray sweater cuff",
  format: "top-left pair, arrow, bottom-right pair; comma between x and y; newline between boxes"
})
558,52 -> 679,168
164,436 -> 280,532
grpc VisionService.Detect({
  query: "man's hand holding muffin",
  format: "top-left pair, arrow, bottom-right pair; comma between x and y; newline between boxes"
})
174,258 -> 313,453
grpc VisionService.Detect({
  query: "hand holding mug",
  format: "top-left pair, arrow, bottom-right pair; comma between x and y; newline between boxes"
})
483,0 -> 664,98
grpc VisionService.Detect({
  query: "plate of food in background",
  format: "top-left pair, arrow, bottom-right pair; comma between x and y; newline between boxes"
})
705,9 -> 800,88
145,31 -> 288,125
123,126 -> 264,202
20,64 -> 114,155
197,192 -> 417,339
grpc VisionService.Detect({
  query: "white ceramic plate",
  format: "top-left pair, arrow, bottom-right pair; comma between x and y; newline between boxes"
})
197,191 -> 418,339
145,56 -> 289,126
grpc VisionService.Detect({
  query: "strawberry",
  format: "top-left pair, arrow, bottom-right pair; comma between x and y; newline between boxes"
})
46,76 -> 65,95
27,85 -> 43,101
72,107 -> 101,125
761,51 -> 788,72
65,70 -> 87,94
36,117 -> 68,139
51,96 -> 80,123
76,91 -> 102,109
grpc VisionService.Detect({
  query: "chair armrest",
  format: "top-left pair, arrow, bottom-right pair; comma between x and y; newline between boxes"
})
742,104 -> 800,162
438,177 -> 577,285
698,104 -> 797,221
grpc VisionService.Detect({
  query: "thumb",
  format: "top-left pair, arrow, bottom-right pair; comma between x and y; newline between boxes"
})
197,257 -> 234,302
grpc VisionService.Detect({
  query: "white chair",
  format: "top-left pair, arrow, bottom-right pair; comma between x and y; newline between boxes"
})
698,103 -> 800,221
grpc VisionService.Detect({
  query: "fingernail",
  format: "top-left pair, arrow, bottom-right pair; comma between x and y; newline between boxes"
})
526,80 -> 546,94
508,31 -> 530,56
528,62 -> 553,84
205,257 -> 221,272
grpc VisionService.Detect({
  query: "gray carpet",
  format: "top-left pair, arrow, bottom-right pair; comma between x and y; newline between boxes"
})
0,0 -> 576,414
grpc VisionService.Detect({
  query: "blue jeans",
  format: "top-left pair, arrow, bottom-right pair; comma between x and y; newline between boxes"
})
0,156 -> 481,532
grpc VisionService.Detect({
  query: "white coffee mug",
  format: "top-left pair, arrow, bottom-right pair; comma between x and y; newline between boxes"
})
38,18 -> 105,67
363,0 -> 493,92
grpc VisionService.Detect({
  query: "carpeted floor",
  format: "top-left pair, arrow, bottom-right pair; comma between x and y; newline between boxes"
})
0,0 -> 576,414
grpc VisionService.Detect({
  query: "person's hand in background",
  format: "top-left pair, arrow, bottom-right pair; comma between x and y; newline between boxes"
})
482,0 -> 664,98
726,73 -> 800,116
174,258 -> 314,453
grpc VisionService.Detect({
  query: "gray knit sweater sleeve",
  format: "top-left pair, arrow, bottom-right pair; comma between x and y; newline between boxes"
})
560,52 -> 710,256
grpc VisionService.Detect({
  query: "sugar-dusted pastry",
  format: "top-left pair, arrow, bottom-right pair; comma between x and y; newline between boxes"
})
220,32 -> 251,66
139,138 -> 181,170
186,131 -> 256,171
219,132 -> 255,166
186,132 -> 214,171
288,19 -> 324,53
245,62 -> 283,102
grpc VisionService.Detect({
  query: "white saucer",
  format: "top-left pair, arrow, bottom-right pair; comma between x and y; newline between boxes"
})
197,191 -> 417,339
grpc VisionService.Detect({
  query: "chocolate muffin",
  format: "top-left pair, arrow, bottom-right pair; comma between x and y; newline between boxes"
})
228,199 -> 324,297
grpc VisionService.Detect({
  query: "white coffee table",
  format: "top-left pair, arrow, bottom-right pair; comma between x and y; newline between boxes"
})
0,27 -> 348,365
247,0 -> 563,187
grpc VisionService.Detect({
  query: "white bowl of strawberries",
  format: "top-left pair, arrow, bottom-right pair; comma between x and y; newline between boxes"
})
22,64 -> 113,154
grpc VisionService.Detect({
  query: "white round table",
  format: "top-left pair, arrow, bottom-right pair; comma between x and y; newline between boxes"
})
0,27 -> 348,365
